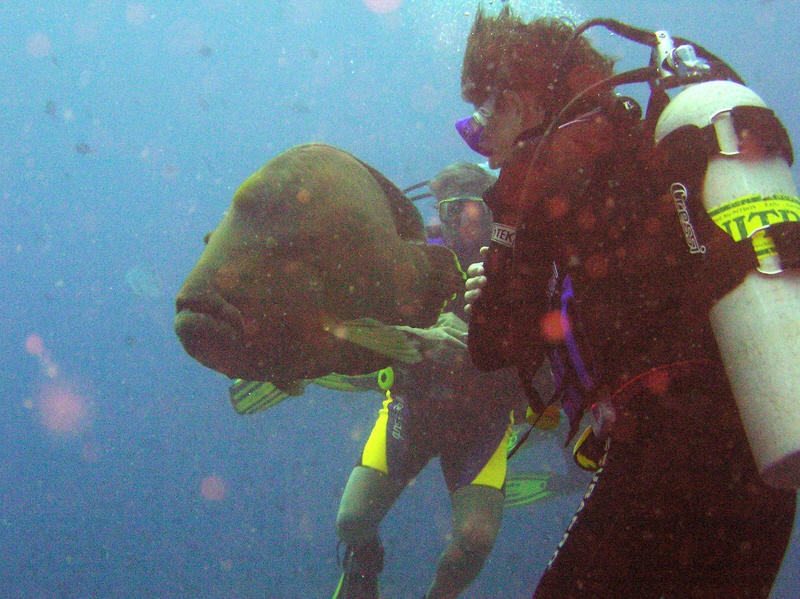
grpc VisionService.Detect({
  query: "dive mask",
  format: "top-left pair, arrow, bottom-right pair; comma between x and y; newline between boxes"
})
455,97 -> 495,155
437,196 -> 491,229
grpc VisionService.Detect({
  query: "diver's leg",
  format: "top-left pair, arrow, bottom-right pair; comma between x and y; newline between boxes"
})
332,466 -> 403,599
332,391 -> 407,599
530,445 -> 643,599
533,382 -> 798,599
425,421 -> 510,599
657,387 -> 797,598
424,484 -> 504,599
335,465 -> 404,547
336,391 -> 406,547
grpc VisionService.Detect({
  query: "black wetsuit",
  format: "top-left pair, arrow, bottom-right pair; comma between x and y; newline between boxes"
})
368,299 -> 523,492
468,109 -> 797,598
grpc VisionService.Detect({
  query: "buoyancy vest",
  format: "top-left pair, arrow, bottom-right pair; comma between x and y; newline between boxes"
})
469,103 -> 752,429
470,108 -> 629,415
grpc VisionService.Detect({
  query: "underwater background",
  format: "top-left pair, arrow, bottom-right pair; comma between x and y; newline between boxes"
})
2,1 -> 798,597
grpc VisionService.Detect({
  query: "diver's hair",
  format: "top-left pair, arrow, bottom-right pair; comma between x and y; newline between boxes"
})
429,162 -> 497,201
461,5 -> 614,114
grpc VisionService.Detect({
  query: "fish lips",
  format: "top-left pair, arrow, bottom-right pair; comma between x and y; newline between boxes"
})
174,293 -> 324,381
174,293 -> 252,375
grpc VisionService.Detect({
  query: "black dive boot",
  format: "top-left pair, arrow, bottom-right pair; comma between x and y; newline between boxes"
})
332,537 -> 384,599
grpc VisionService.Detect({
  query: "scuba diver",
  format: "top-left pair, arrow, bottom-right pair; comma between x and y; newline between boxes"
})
332,162 -> 536,599
458,6 -> 798,598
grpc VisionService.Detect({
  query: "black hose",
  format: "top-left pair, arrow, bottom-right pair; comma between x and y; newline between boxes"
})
402,180 -> 429,194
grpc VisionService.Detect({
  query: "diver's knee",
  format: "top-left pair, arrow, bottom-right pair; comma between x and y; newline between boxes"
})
434,520 -> 496,590
335,491 -> 373,543
450,485 -> 503,557
335,502 -> 378,545
452,517 -> 499,558
335,466 -> 394,545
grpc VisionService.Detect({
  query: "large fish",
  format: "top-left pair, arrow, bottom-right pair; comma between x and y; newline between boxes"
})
174,143 -> 462,387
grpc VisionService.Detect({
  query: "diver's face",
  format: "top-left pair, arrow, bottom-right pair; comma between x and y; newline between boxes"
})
475,89 -> 544,169
440,198 -> 492,260
453,200 -> 492,245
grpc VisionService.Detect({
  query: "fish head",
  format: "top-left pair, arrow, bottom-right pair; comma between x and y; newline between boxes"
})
174,163 -> 349,383
175,143 -> 444,384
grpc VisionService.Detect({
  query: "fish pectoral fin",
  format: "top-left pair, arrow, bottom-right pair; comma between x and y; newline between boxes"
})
334,318 -> 423,364
228,377 -> 309,415
229,372 -> 382,415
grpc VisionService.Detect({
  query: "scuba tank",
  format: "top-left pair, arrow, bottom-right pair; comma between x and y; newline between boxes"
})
655,80 -> 800,489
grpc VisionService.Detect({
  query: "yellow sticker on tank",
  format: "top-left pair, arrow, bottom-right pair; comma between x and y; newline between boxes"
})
751,229 -> 778,260
707,194 -> 800,242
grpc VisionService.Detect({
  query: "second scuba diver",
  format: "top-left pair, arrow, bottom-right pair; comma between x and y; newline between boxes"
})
333,162 -> 540,599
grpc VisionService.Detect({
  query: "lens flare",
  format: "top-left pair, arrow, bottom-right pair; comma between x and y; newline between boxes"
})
125,4 -> 149,26
540,310 -> 565,343
584,254 -> 608,279
37,382 -> 92,436
25,334 -> 45,356
200,474 -> 227,501
362,0 -> 402,14
645,369 -> 672,395
26,32 -> 52,58
24,333 -> 59,378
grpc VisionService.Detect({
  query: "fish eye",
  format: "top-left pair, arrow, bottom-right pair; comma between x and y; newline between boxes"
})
203,230 -> 214,245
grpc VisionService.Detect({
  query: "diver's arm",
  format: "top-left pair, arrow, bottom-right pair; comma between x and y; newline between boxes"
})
465,253 -> 519,372
392,311 -> 468,364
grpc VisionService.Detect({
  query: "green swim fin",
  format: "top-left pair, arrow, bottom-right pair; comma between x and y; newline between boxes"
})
229,379 -> 291,415
229,372 -> 382,416
504,471 -> 590,509
333,318 -> 423,364
504,471 -> 555,508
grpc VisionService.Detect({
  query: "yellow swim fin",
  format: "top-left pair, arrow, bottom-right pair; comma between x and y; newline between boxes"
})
526,405 -> 561,430
572,426 -> 608,472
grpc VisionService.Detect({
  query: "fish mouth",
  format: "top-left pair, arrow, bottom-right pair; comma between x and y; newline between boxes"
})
174,292 -> 299,381
174,292 -> 247,356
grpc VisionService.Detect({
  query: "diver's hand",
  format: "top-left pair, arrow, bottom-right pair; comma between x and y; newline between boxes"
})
464,246 -> 489,314
393,312 -> 468,363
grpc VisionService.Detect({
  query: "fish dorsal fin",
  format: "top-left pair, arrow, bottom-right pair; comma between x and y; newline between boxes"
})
351,156 -> 427,242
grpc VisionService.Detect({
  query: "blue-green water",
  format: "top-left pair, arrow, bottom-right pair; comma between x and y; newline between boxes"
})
1,1 -> 798,597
